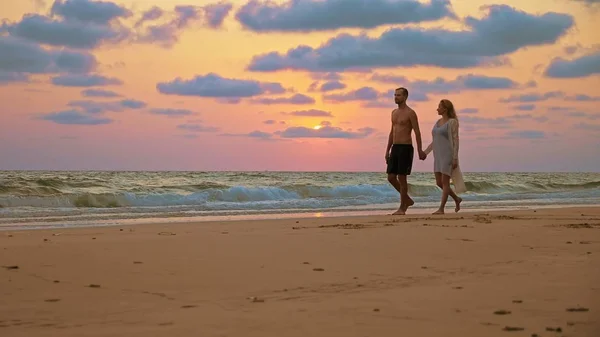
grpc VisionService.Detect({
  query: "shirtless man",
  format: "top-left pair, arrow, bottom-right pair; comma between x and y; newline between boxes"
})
385,87 -> 425,215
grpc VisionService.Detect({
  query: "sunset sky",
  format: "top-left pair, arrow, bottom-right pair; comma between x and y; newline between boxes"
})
1,0 -> 599,172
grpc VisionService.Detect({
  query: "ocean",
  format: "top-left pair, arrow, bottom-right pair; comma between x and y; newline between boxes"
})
1,171 -> 599,230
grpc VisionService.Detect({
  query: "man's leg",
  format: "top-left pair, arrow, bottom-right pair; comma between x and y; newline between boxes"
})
397,174 -> 413,212
399,145 -> 414,212
387,174 -> 405,215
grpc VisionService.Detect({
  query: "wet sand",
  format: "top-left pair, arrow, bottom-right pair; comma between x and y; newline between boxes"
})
1,207 -> 599,337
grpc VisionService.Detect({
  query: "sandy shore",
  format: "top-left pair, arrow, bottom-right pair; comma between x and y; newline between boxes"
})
1,207 -> 599,337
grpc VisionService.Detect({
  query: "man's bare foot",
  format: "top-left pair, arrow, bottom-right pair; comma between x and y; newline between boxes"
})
432,209 -> 444,215
402,197 -> 414,212
455,197 -> 462,213
392,208 -> 406,215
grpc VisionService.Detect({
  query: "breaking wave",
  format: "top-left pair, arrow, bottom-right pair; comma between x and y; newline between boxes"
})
1,179 -> 599,209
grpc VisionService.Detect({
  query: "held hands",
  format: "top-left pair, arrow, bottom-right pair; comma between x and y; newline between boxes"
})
387,150 -> 428,161
452,159 -> 458,169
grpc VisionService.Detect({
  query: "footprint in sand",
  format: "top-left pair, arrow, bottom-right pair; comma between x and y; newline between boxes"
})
88,284 -> 101,288
566,307 -> 589,312
545,327 -> 562,332
313,268 -> 325,272
502,326 -> 524,331
494,310 -> 511,315
474,216 -> 492,224
44,299 -> 61,303
2,265 -> 19,270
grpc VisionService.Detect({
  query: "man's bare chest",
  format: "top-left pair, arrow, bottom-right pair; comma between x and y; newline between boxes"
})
392,111 -> 411,126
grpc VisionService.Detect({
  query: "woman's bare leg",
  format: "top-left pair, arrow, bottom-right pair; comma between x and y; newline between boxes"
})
433,173 -> 462,214
433,174 -> 457,214
434,172 -> 443,190
452,189 -> 462,212
432,173 -> 445,214
433,175 -> 449,214
444,177 -> 462,212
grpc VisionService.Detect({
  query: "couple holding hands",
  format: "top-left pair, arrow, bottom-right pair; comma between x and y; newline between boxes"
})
385,87 -> 466,215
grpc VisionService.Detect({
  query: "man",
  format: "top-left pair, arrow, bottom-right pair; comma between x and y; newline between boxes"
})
385,87 -> 425,215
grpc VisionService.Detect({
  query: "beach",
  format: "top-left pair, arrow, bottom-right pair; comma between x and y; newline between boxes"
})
1,206 -> 599,337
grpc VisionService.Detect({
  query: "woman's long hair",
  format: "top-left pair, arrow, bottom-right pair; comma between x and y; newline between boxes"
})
440,99 -> 457,119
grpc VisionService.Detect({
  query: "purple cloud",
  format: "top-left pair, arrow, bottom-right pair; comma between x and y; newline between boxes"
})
247,5 -> 573,72
50,0 -> 132,24
281,109 -> 333,117
157,73 -> 286,98
81,89 -> 121,98
544,50 -> 600,78
67,99 -> 146,113
38,109 -> 113,125
279,125 -> 375,139
52,74 -> 122,87
0,36 -> 97,74
235,0 -> 456,32
2,14 -> 129,49
177,123 -> 219,132
150,108 -> 196,117
136,2 -> 233,48
250,94 -> 315,105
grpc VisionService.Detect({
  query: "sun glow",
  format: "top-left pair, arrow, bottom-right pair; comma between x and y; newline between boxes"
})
313,125 -> 322,130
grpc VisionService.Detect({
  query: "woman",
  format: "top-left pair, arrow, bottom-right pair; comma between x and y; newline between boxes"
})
424,99 -> 466,214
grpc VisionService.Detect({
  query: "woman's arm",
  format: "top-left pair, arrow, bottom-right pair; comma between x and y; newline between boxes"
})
450,119 -> 459,161
424,142 -> 433,155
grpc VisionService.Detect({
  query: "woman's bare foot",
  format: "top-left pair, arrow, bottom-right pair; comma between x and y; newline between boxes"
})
455,197 -> 462,213
432,209 -> 444,215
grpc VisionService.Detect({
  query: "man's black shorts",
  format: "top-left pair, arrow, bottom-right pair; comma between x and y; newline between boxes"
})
386,144 -> 414,175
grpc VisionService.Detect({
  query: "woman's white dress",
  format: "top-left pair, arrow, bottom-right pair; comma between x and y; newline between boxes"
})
424,118 -> 467,193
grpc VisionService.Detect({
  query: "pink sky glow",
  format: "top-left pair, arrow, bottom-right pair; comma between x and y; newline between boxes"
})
1,0 -> 599,172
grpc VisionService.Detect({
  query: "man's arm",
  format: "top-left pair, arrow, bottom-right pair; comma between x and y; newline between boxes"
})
385,111 -> 394,158
409,110 -> 423,153
386,124 -> 393,154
